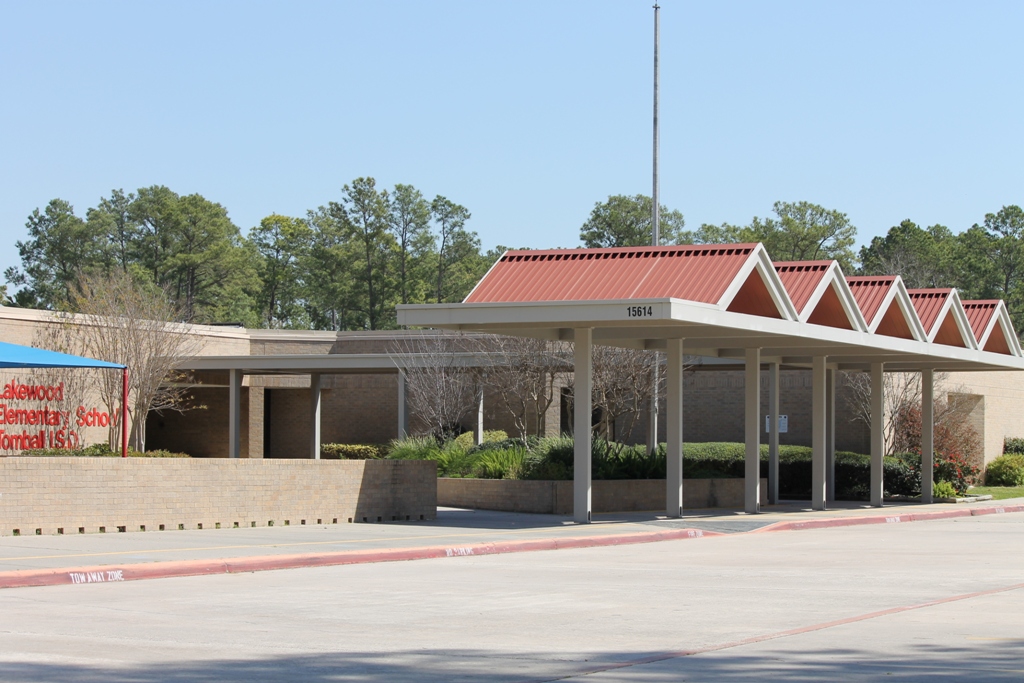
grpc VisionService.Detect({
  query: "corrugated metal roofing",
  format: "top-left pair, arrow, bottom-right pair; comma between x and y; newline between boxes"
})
845,276 -> 898,325
464,245 -> 759,305
806,285 -> 856,330
774,261 -> 832,314
907,289 -> 954,335
961,300 -> 999,341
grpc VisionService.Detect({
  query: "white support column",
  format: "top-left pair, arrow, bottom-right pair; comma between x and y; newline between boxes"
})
397,371 -> 408,439
573,328 -> 593,524
228,368 -> 241,459
310,373 -> 322,460
826,367 -> 836,502
646,353 -> 659,455
870,363 -> 885,507
811,356 -> 827,510
921,369 -> 935,504
744,348 -> 761,514
474,383 -> 485,446
767,362 -> 780,505
665,338 -> 684,518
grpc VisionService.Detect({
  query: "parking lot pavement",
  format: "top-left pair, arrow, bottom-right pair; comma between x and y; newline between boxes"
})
0,509 -> 1022,681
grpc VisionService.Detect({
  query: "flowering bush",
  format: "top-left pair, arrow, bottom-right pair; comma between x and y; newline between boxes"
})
934,451 -> 979,495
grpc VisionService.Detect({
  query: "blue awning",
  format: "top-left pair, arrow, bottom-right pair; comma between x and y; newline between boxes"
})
0,341 -> 125,370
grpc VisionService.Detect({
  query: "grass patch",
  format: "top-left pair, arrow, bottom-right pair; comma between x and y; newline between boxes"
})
966,486 -> 1024,500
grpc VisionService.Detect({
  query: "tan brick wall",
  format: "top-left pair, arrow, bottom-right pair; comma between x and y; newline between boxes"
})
146,387 -> 260,458
0,458 -> 436,536
947,371 -> 1023,464
438,477 -> 766,514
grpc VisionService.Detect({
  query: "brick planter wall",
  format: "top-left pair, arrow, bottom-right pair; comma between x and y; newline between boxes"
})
438,477 -> 767,515
0,458 -> 436,536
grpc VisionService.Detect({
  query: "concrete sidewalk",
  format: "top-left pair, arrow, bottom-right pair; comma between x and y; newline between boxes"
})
1,498 -> 1021,589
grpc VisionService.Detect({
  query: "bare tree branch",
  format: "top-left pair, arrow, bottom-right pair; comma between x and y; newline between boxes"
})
70,270 -> 200,451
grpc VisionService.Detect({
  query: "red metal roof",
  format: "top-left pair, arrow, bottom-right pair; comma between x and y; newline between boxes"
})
961,300 -> 1017,354
845,276 -> 898,326
774,261 -> 832,314
961,300 -> 1000,341
907,289 -> 953,336
464,245 -> 759,305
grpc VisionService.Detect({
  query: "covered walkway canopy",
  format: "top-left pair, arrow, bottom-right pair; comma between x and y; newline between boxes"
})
397,243 -> 1024,522
177,351 -> 522,460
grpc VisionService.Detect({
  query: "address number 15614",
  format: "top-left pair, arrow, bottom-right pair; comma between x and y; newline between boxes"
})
626,305 -> 654,318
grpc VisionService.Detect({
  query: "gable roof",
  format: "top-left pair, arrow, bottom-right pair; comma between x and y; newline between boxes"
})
465,244 -> 799,319
774,261 -> 867,331
400,241 -> 1024,373
961,300 -> 1022,356
907,288 -> 977,349
845,276 -> 928,341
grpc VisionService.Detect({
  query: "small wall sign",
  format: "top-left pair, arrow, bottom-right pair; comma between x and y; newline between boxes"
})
765,415 -> 788,433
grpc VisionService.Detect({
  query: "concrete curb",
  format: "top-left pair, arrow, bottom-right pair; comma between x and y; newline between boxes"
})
2,504 -> 1021,590
0,526 -> 719,590
754,503 -> 1024,533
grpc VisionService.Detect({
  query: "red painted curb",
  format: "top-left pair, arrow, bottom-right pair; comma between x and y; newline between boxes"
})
0,526 -> 720,590
2,503 -> 1020,590
756,503 -> 1024,534
971,503 -> 1024,516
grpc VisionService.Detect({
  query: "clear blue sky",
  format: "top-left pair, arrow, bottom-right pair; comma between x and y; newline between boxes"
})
2,0 -> 1022,278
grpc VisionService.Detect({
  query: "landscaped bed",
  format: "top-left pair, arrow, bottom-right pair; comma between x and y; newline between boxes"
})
20,444 -> 189,458
384,432 -> 976,501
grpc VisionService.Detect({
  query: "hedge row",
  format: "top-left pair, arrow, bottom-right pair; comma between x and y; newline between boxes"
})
320,443 -> 383,459
20,443 -> 189,458
384,437 -> 930,499
1004,437 -> 1024,455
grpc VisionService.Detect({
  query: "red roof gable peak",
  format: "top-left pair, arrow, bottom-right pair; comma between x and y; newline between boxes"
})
906,288 -> 954,336
960,299 -> 1021,355
771,260 -> 865,330
961,300 -> 1000,340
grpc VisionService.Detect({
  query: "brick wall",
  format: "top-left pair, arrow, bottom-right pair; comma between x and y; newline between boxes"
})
0,458 -> 436,536
438,477 -> 767,514
146,386 -> 257,458
616,369 -> 871,454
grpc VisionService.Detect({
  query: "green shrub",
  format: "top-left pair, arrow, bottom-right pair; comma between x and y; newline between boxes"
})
1003,437 -> 1024,455
21,445 -> 189,458
473,447 -> 532,479
933,480 -> 957,498
434,446 -> 481,478
470,436 -> 536,454
524,436 -> 574,480
593,440 -> 664,480
985,453 -> 1024,487
386,436 -> 442,460
320,443 -> 382,459
452,430 -> 509,451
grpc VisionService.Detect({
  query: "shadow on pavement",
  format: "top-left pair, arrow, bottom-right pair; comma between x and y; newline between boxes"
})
1,642 -> 1022,683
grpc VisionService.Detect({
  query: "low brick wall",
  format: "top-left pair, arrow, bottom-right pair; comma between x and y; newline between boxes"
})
0,458 -> 436,536
438,477 -> 768,515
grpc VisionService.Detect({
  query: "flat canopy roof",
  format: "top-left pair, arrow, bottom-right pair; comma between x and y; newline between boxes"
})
397,243 -> 1024,373
176,352 -> 508,375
